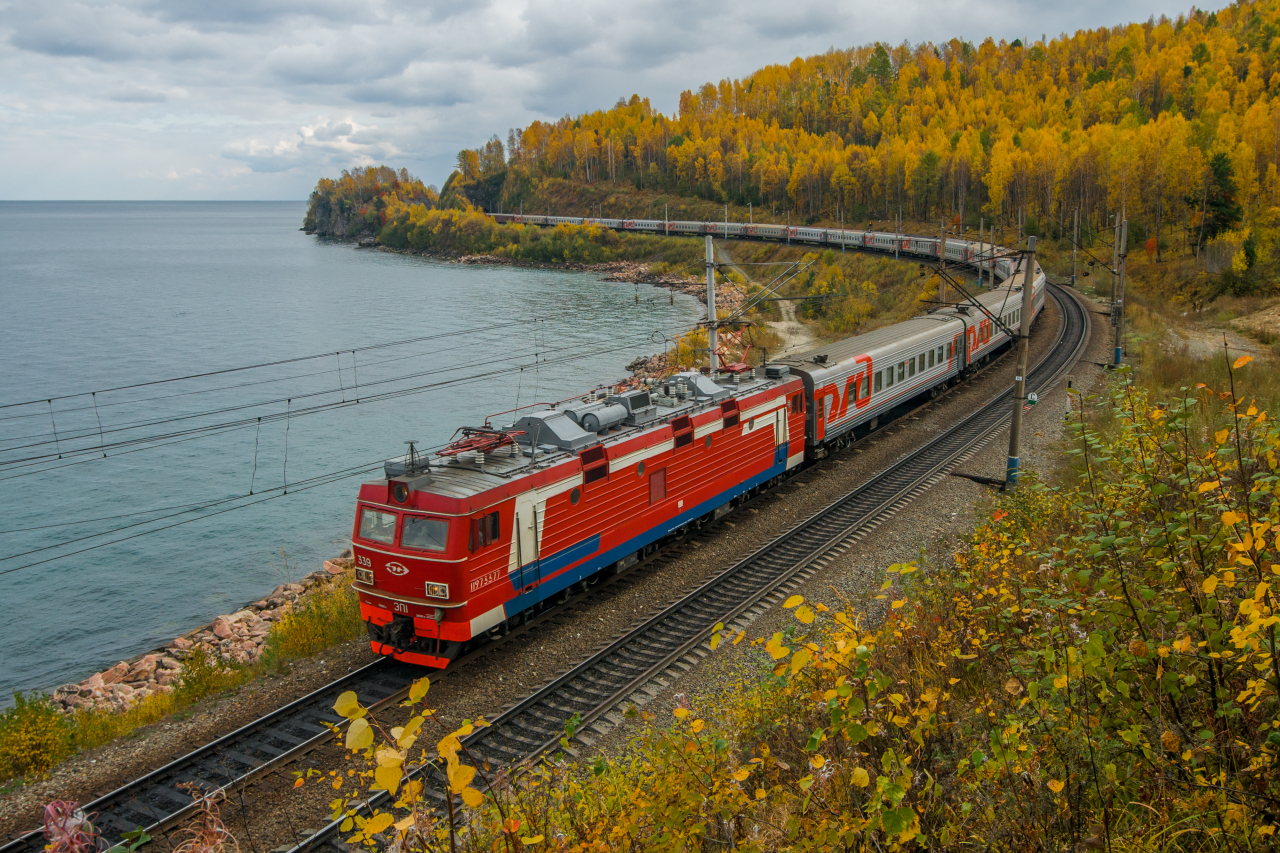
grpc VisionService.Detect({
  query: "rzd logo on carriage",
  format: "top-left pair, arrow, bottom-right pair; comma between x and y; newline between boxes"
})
385,562 -> 409,576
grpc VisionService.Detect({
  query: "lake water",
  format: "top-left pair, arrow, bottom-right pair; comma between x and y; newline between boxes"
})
0,201 -> 702,700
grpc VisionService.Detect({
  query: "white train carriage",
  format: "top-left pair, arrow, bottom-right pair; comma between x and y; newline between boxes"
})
779,276 -> 1044,453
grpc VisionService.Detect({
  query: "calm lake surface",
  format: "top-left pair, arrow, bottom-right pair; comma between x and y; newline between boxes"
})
0,201 -> 702,700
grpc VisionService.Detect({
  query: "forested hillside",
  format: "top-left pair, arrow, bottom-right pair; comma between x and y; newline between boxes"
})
307,1 -> 1280,297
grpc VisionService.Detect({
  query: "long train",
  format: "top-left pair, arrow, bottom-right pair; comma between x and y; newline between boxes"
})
351,218 -> 1045,666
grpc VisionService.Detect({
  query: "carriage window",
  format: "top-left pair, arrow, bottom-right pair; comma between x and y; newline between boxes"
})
908,358 -> 915,378
358,508 -> 397,544
874,371 -> 883,392
897,362 -> 905,382
928,350 -> 935,368
919,354 -> 926,372
403,516 -> 449,552
861,375 -> 870,397
937,345 -> 944,363
947,342 -> 953,359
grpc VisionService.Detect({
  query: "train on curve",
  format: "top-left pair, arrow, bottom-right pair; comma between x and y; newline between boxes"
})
350,220 -> 1046,667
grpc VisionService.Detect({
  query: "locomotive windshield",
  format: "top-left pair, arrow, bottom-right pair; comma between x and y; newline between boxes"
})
358,508 -> 396,544
402,516 -> 449,551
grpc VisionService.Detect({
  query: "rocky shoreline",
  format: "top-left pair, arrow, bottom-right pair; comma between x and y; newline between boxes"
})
47,553 -> 355,715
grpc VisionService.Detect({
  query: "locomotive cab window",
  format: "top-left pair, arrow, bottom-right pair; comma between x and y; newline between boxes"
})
402,515 -> 449,551
469,511 -> 500,551
358,508 -> 397,545
790,393 -> 803,415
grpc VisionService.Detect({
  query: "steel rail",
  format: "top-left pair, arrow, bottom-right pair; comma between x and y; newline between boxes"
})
290,284 -> 1089,853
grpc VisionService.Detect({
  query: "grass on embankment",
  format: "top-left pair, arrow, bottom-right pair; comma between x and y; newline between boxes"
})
0,578 -> 365,786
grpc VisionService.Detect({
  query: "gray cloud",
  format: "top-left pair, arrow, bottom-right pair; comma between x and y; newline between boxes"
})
0,0 -> 1215,199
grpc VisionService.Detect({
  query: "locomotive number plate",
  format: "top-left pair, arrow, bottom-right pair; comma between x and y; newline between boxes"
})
470,569 -> 501,593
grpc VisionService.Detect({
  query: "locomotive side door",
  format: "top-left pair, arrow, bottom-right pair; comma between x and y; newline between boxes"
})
510,492 -> 540,591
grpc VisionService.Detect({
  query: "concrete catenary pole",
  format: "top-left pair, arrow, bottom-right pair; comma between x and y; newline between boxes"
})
978,217 -> 984,287
706,235 -> 718,371
1114,218 -> 1128,365
1006,236 -> 1038,488
939,218 -> 947,304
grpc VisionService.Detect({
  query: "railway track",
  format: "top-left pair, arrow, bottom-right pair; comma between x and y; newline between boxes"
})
291,283 -> 1089,853
0,285 -> 1086,853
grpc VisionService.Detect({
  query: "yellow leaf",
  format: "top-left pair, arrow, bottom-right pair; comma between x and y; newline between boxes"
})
1053,675 -> 1068,689
733,630 -> 746,645
709,632 -> 721,650
810,754 -> 826,770
1222,511 -> 1244,526
791,648 -> 812,674
334,690 -> 361,719
733,767 -> 751,782
755,788 -> 766,800
1256,582 -> 1271,601
364,813 -> 394,836
1003,678 -> 1023,696
948,677 -> 960,685
448,764 -> 476,794
891,599 -> 906,610
1198,481 -> 1220,493
409,676 -> 431,704
346,717 -> 373,751
851,767 -> 870,787
1234,355 -> 1253,370
784,595 -> 804,609
293,777 -> 304,788
375,765 -> 401,796
795,605 -> 815,624
460,786 -> 484,808
520,836 -> 545,845
691,719 -> 705,733
1047,779 -> 1064,794
339,817 -> 353,833
1202,576 -> 1219,594
673,707 -> 690,719
1216,429 -> 1231,445
398,716 -> 424,749
394,816 -> 416,833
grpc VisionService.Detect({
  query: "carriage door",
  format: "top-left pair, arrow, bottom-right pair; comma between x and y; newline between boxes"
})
510,492 -> 541,591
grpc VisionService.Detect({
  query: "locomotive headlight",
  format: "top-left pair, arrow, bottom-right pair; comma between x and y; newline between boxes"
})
355,566 -> 374,585
425,582 -> 449,599
390,482 -> 410,504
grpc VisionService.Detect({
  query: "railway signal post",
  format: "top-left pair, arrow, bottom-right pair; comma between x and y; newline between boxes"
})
1006,236 -> 1037,488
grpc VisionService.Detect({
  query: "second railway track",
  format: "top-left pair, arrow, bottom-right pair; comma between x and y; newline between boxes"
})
293,282 -> 1090,853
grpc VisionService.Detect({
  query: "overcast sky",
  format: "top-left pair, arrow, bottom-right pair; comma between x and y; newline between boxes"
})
0,0 -> 1211,200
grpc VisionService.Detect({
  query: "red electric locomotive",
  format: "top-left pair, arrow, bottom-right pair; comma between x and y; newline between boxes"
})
351,368 -> 805,667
